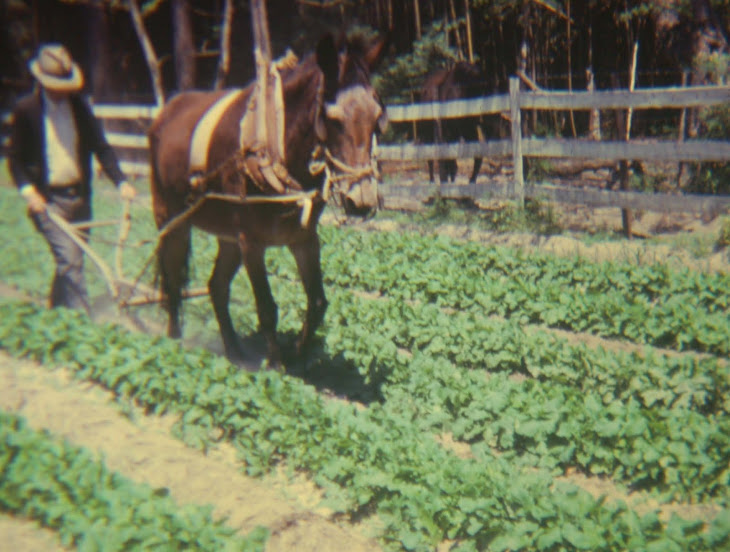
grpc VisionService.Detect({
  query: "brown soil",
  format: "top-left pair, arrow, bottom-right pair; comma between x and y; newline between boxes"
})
348,213 -> 729,274
0,515 -> 70,552
556,470 -> 723,524
376,160 -> 730,274
0,353 -> 379,552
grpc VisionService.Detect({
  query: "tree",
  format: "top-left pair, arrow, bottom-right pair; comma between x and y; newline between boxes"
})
86,3 -> 117,102
127,0 -> 164,106
214,0 -> 234,89
172,0 -> 195,92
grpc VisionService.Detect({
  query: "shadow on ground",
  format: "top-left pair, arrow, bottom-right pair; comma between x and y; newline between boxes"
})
232,331 -> 384,406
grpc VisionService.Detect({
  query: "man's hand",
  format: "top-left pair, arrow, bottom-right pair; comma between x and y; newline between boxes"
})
119,181 -> 137,201
21,186 -> 47,214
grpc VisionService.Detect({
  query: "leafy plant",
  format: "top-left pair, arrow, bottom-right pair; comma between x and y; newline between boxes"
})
373,20 -> 460,104
0,411 -> 268,551
1,300 -> 729,551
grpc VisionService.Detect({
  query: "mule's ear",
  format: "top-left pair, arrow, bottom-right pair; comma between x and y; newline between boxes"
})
315,113 -> 327,142
316,33 -> 339,101
364,35 -> 388,72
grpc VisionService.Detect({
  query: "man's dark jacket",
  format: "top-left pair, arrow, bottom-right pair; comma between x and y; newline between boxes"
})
9,89 -> 125,199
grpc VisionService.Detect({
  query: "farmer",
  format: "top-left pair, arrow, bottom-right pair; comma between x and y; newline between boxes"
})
8,43 -> 136,312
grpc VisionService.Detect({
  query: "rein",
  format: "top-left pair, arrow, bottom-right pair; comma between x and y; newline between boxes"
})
187,141 -> 375,228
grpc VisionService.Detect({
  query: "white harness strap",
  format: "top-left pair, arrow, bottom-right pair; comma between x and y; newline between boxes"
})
189,89 -> 245,175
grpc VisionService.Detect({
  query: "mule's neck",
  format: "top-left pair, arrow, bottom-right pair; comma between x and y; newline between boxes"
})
281,57 -> 324,189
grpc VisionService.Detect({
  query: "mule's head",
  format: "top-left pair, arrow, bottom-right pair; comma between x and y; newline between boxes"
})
315,34 -> 388,216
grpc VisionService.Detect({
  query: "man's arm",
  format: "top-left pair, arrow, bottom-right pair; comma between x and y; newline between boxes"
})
8,107 -> 35,190
77,97 -> 136,199
8,103 -> 47,213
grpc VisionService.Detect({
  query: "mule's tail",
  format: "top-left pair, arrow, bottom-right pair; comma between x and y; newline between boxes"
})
148,125 -> 193,338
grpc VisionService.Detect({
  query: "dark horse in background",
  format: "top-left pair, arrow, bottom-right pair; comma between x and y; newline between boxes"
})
148,34 -> 387,367
421,62 -> 486,184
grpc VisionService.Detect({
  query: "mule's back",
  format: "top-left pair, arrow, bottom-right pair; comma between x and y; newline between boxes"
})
149,91 -> 233,192
421,67 -> 450,103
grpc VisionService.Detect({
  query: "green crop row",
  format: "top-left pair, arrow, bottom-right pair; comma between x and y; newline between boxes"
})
1,300 -> 729,551
2,185 -> 727,358
205,271 -> 730,502
5,182 -> 726,504
313,226 -> 730,356
323,289 -> 730,415
136,263 -> 730,504
319,290 -> 730,503
0,411 -> 268,551
173,270 -> 730,505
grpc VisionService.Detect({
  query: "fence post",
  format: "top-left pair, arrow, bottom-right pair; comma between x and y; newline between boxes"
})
509,76 -> 524,207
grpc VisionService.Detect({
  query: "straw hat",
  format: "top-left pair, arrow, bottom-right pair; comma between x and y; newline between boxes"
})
29,44 -> 84,92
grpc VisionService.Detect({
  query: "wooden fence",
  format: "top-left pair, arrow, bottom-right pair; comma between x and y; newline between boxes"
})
26,77 -> 730,215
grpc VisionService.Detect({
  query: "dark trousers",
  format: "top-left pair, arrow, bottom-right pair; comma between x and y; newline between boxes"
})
31,190 -> 92,312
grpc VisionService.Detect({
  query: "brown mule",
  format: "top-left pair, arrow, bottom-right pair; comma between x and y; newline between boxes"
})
421,62 -> 486,184
148,34 -> 387,367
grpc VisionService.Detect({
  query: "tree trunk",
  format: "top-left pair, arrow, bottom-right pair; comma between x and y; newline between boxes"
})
586,68 -> 600,140
413,0 -> 421,40
587,3 -> 599,140
463,0 -> 473,63
214,0 -> 234,90
676,70 -> 689,188
448,0 -> 463,60
172,0 -> 196,91
87,4 -> 115,102
613,42 -> 639,239
566,0 -> 576,137
127,0 -> 165,106
688,0 -> 729,135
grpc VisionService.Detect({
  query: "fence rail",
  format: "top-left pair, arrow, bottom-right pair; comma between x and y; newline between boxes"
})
385,85 -> 730,121
382,78 -> 730,215
377,138 -> 730,163
386,181 -> 730,215
3,79 -> 729,215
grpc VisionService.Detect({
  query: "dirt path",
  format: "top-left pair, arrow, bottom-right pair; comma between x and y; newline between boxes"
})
0,514 -> 70,552
0,353 -> 379,552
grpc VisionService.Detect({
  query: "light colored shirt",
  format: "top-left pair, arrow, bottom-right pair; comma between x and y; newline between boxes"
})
43,91 -> 82,186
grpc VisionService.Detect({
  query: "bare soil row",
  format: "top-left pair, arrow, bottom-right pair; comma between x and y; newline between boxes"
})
0,353 -> 379,552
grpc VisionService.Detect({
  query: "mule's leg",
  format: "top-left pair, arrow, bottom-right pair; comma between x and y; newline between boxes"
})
447,159 -> 457,182
289,235 -> 328,355
438,160 -> 448,183
428,160 -> 435,183
241,241 -> 281,367
209,238 -> 244,361
469,157 -> 483,184
158,225 -> 192,339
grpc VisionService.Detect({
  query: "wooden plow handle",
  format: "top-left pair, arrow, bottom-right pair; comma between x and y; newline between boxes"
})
115,198 -> 132,282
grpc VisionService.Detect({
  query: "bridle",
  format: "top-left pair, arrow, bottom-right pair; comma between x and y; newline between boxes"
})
308,143 -> 380,206
307,58 -> 383,208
